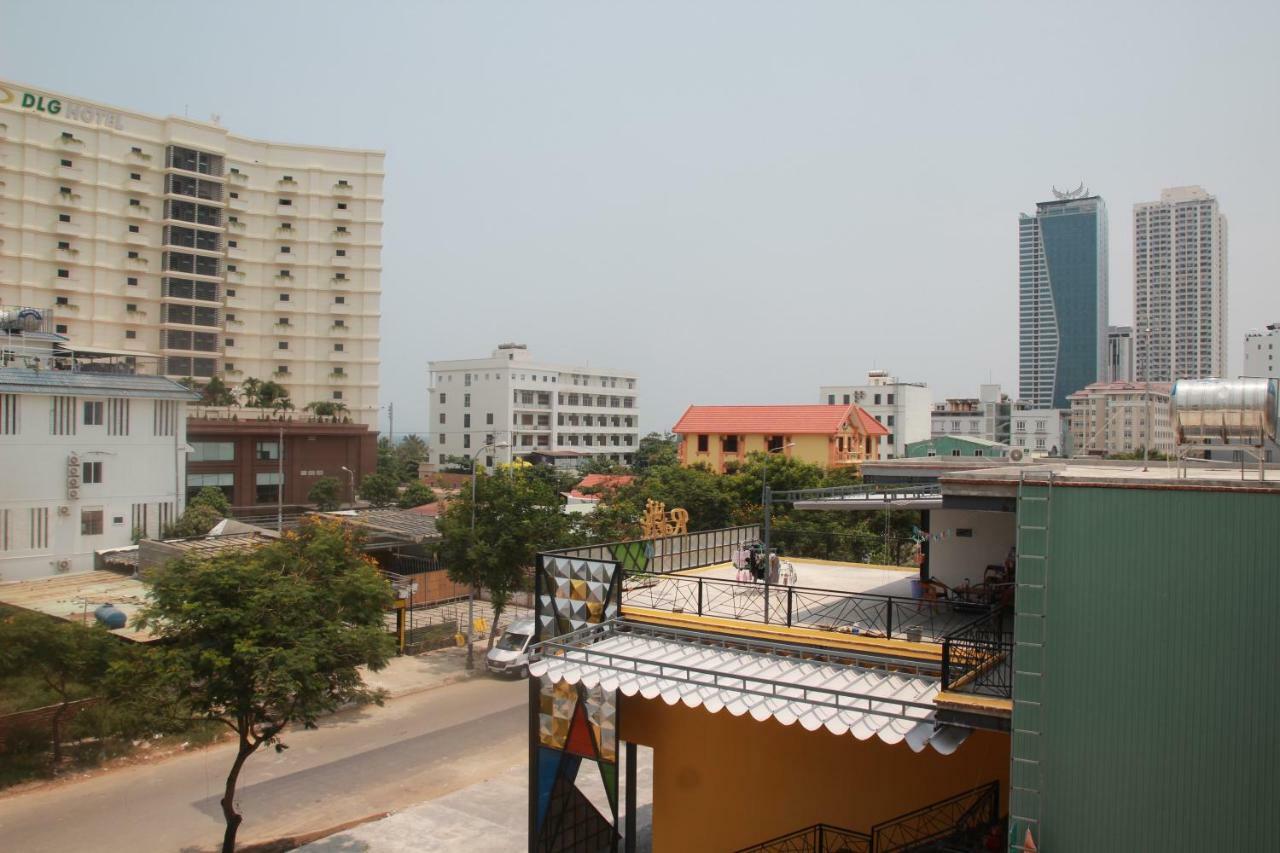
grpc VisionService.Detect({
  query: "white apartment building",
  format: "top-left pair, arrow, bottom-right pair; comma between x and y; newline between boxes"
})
1243,323 -> 1280,380
1134,186 -> 1227,382
0,79 -> 383,424
1010,406 -> 1072,457
1068,381 -> 1174,457
931,384 -> 1012,445
1105,325 -> 1133,383
819,370 -> 929,459
427,344 -> 639,468
0,319 -> 197,582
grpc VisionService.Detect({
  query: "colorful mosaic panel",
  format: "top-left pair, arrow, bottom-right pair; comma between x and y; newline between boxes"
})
533,554 -> 622,851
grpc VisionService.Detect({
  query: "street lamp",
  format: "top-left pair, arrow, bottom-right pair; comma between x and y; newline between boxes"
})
466,441 -> 510,672
340,466 -> 356,510
760,442 -> 795,624
1141,326 -> 1153,472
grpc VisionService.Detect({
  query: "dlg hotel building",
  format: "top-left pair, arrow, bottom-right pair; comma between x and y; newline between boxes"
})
0,80 -> 383,424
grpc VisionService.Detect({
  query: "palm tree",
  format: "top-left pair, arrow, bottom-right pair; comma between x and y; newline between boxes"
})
238,377 -> 263,408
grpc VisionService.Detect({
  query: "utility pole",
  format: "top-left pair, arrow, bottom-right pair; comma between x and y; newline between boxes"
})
388,401 -> 394,445
276,425 -> 284,533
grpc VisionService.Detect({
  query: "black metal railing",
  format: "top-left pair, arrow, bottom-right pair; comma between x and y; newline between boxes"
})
622,573 -> 989,644
870,781 -> 1000,852
771,483 -> 941,504
737,823 -> 871,853
940,610 -> 1014,698
735,781 -> 1000,853
391,553 -> 445,574
544,525 -> 762,575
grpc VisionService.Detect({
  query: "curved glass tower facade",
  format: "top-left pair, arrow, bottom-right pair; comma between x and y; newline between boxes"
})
1019,195 -> 1108,409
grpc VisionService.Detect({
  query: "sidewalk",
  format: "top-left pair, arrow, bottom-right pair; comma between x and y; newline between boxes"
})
301,747 -> 653,852
360,644 -> 487,699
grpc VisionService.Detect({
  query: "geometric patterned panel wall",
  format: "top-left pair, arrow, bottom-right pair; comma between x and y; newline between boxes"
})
532,554 -> 622,852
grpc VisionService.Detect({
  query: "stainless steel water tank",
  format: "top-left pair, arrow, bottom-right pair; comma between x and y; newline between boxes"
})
1171,378 -> 1278,443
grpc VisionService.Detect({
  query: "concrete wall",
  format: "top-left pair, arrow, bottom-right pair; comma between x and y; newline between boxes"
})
927,508 -> 1017,588
620,695 -> 1008,852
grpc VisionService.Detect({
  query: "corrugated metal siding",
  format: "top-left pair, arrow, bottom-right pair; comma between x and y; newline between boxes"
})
1011,484 -> 1280,851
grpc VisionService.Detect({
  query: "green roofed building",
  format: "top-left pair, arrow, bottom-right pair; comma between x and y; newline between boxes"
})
906,435 -> 1009,458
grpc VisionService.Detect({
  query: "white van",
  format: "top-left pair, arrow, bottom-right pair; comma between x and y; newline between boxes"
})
486,618 -> 535,678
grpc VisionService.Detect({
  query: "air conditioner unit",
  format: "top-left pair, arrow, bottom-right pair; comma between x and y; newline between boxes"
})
68,476 -> 81,488
1009,448 -> 1026,462
55,559 -> 71,572
68,454 -> 81,465
68,488 -> 79,499
57,505 -> 71,516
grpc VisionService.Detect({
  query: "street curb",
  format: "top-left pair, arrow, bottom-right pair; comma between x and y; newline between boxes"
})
380,668 -> 479,700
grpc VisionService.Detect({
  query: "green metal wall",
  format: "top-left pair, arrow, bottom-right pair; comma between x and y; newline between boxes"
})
905,435 -> 1004,458
1010,483 -> 1280,851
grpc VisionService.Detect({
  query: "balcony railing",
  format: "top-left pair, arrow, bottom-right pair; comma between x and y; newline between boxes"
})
940,609 -> 1013,698
623,573 -> 991,644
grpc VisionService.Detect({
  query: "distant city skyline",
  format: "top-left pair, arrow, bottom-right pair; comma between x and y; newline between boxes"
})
3,2 -> 1278,436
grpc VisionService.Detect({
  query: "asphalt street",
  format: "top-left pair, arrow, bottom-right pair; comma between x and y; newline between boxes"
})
0,676 -> 529,853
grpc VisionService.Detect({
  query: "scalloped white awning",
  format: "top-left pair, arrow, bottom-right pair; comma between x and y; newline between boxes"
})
528,631 -> 969,755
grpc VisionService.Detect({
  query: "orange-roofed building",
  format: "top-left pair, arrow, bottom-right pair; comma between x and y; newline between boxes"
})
672,404 -> 888,473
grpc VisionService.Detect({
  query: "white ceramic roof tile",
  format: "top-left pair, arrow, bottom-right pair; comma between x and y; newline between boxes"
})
528,631 -> 969,755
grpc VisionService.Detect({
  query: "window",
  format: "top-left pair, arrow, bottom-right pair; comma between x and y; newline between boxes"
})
722,435 -> 739,453
127,251 -> 139,259
334,320 -> 345,328
126,303 -> 137,313
61,159 -> 72,167
697,434 -> 709,453
255,472 -> 282,504
887,394 -> 895,405
186,471 -> 235,503
439,393 -> 446,404
129,224 -> 140,233
59,214 -> 71,223
230,192 -> 239,199
56,296 -> 69,306
58,241 -> 71,250
190,441 -> 234,462
56,324 -> 68,334
439,413 -> 446,424
57,269 -> 70,278
278,341 -> 288,350
130,172 -> 141,181
224,338 -> 234,347
226,289 -> 235,297
827,395 -> 835,404
463,434 -> 471,449
335,296 -> 345,304
279,198 -> 292,206
334,343 -> 344,352
80,508 -> 104,536
280,246 -> 291,254
842,394 -> 851,404
82,461 -> 102,484
279,293 -> 290,301
464,414 -> 471,428
256,441 -> 280,461
83,401 -> 104,425
337,202 -> 348,210
126,330 -> 137,340
336,249 -> 346,257
129,198 -> 141,207
951,449 -> 962,456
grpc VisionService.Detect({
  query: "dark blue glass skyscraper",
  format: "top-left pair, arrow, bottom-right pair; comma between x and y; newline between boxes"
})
1019,191 -> 1109,409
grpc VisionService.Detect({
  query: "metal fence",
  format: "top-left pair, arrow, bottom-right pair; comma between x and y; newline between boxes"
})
622,573 -> 988,644
545,525 -> 762,575
736,823 -> 870,853
940,609 -> 1014,698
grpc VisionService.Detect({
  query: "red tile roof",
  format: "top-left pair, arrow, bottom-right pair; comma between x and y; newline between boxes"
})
673,404 -> 888,436
565,474 -> 635,501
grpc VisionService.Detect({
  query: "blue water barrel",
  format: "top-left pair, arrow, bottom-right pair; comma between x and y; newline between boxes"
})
94,603 -> 127,629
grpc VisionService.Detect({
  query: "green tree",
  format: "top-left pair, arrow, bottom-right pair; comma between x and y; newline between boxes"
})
439,454 -> 474,474
200,376 -> 236,407
119,520 -> 394,853
304,400 -> 347,420
237,377 -> 263,408
0,613 -> 117,767
397,481 -> 434,509
438,470 -> 576,655
631,463 -> 736,531
393,435 -> 429,483
308,477 -> 343,511
632,431 -> 679,471
358,472 -> 399,508
162,486 -> 231,538
577,456 -> 627,476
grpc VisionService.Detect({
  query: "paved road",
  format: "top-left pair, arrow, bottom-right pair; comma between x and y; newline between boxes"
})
0,677 -> 529,853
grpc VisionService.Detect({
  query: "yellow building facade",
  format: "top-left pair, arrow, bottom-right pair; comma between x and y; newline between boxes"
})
672,404 -> 888,473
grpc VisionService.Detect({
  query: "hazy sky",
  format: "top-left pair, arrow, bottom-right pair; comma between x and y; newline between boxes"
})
4,1 -> 1278,435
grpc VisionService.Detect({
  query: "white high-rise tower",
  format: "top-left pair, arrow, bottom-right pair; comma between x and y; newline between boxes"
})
1133,186 -> 1227,382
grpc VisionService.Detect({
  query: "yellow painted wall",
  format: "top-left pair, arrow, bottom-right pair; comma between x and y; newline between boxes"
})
620,696 -> 1009,852
680,432 -> 833,472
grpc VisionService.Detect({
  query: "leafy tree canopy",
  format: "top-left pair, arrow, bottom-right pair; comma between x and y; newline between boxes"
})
308,476 -> 343,511
358,472 -> 399,508
396,481 -> 434,509
117,520 -> 394,852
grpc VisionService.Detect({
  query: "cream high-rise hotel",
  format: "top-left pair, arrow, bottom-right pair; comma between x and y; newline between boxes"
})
0,80 -> 382,424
